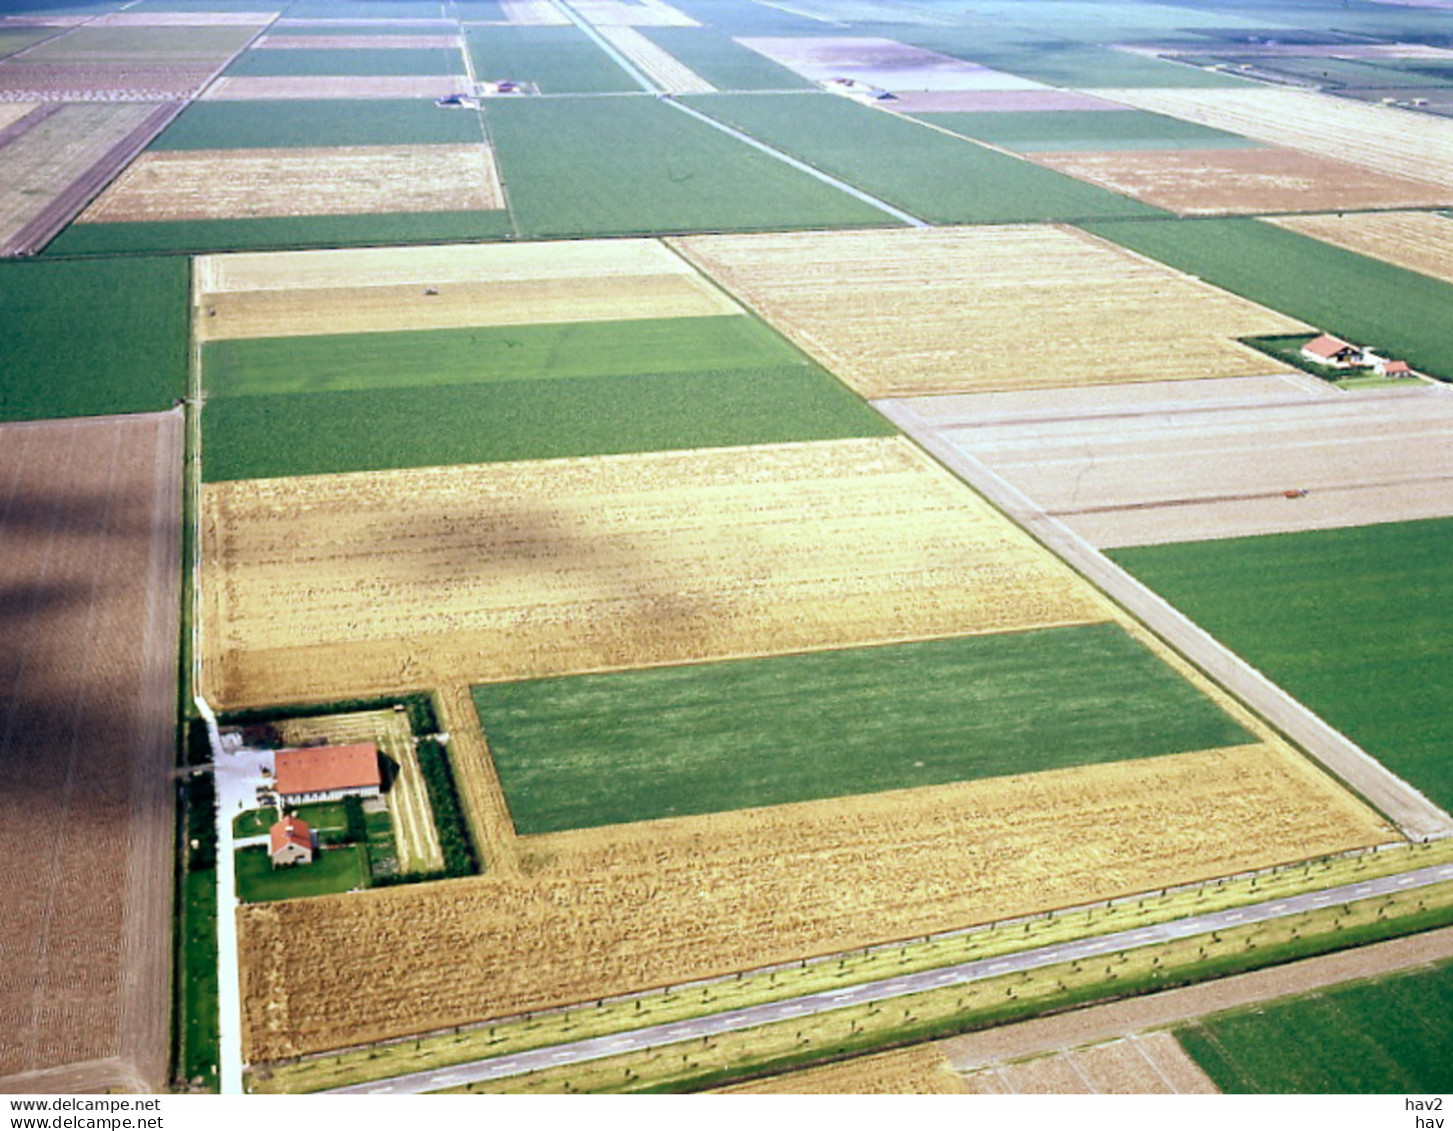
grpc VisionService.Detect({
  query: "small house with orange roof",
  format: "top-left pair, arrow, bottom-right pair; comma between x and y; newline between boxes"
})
1301,334 -> 1363,368
269,815 -> 315,868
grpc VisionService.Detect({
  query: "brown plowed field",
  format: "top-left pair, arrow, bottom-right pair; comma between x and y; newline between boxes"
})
904,380 -> 1453,547
201,75 -> 468,99
716,1046 -> 968,1094
200,437 -> 1111,708
0,62 -> 217,100
193,238 -> 741,341
78,144 -> 503,221
237,740 -> 1386,1061
1097,87 -> 1453,190
0,413 -> 181,1093
671,226 -> 1306,398
88,12 -> 278,26
1269,211 -> 1453,283
1030,146 -> 1450,215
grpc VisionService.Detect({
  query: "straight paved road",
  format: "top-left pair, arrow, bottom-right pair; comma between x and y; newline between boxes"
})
335,861 -> 1453,1094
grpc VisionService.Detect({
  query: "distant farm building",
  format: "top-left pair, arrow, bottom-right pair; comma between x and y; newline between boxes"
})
269,815 -> 315,868
1301,334 -> 1363,368
274,742 -> 382,805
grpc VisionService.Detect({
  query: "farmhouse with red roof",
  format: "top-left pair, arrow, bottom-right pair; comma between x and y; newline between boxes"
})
1301,334 -> 1364,368
274,742 -> 382,805
269,815 -> 315,868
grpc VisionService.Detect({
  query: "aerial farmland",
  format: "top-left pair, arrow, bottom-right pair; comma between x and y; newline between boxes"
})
3,0 -> 1453,1104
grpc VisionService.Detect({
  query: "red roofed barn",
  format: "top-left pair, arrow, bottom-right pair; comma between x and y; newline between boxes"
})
269,815 -> 315,868
274,742 -> 382,805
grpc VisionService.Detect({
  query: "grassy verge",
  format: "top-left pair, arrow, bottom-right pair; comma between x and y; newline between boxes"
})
247,840 -> 1453,1093
475,623 -> 1252,834
174,774 -> 218,1092
443,882 -> 1453,1093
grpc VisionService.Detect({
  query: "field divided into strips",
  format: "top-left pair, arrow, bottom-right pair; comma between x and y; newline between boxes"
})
1269,211 -> 1453,285
0,413 -> 181,1092
683,93 -> 1166,224
199,437 -> 1110,708
222,46 -> 461,76
0,256 -> 188,420
639,26 -> 814,89
18,24 -> 259,64
475,623 -> 1254,834
1110,518 -> 1453,813
198,75 -> 468,100
463,25 -> 637,91
1177,960 -> 1453,1092
672,226 -> 1306,398
194,238 -> 887,479
237,737 -> 1386,1062
907,108 -> 1259,152
1084,218 -> 1453,382
149,98 -> 486,148
483,96 -> 892,237
718,1046 -> 969,1095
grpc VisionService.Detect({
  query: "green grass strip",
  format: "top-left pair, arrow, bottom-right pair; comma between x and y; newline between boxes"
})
912,108 -> 1259,152
150,99 -> 486,150
1082,217 -> 1453,381
1109,517 -> 1453,813
0,256 -> 188,421
683,93 -> 1167,225
464,25 -> 638,94
201,364 -> 892,480
474,622 -> 1251,835
202,316 -> 805,397
223,47 -> 463,76
638,27 -> 814,91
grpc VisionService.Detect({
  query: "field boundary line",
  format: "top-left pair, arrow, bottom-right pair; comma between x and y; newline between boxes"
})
876,396 -> 1453,842
436,685 -> 520,878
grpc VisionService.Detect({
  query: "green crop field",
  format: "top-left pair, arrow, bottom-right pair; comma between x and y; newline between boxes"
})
483,95 -> 892,238
0,28 -> 56,57
203,316 -> 811,398
150,99 -> 486,150
22,24 -> 257,62
1084,218 -> 1453,382
259,23 -> 457,36
684,93 -> 1166,225
665,0 -> 822,36
473,622 -> 1252,834
46,210 -> 511,256
234,845 -> 368,903
910,108 -> 1258,151
640,27 -> 815,90
223,47 -> 462,77
1177,959 -> 1453,1092
201,363 -> 891,481
0,257 -> 188,421
464,25 -> 637,94
1110,517 -> 1453,811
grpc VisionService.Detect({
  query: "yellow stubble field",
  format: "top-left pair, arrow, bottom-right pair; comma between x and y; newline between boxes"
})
192,237 -> 742,341
1269,210 -> 1453,284
78,144 -> 504,223
237,739 -> 1389,1062
670,225 -> 1307,398
200,436 -> 1112,709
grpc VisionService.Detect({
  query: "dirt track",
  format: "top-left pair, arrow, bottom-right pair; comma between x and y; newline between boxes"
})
0,412 -> 182,1093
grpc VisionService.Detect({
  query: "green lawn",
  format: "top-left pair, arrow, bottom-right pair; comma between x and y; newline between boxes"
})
1177,960 -> 1453,1092
47,210 -> 511,256
203,316 -> 811,397
639,27 -> 814,90
290,800 -> 350,832
683,93 -> 1166,225
484,95 -> 891,237
912,109 -> 1258,152
473,622 -> 1252,835
1083,218 -> 1453,382
178,869 -> 218,1090
1109,517 -> 1453,811
464,25 -> 638,93
232,807 -> 278,838
0,257 -> 188,421
235,844 -> 367,903
201,363 -> 892,480
150,99 -> 486,150
223,47 -> 463,76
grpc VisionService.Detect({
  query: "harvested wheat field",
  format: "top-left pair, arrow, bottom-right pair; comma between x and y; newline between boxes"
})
1098,87 -> 1453,192
1031,147 -> 1449,216
87,12 -> 278,26
0,101 -> 40,130
571,0 -> 699,26
236,739 -> 1387,1061
193,238 -> 740,341
78,144 -> 503,222
595,25 -> 713,92
255,35 -> 462,49
1269,211 -> 1453,284
964,1034 -> 1216,1094
200,437 -> 1111,708
716,1045 -> 968,1094
0,61 -> 218,100
201,75 -> 469,99
671,226 -> 1306,397
0,413 -> 181,1093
